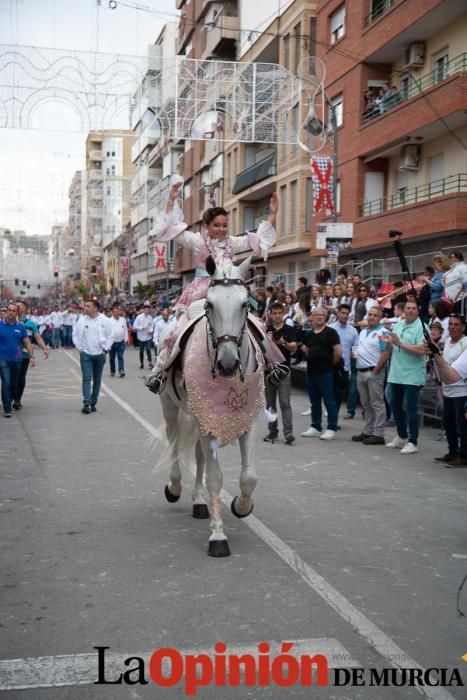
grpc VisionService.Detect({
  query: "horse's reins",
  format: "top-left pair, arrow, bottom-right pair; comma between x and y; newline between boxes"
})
204,277 -> 248,382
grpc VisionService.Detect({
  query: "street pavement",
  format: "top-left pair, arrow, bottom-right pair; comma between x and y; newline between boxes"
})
0,347 -> 466,699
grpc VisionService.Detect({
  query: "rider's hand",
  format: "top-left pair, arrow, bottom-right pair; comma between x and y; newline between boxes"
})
269,192 -> 278,216
169,182 -> 183,202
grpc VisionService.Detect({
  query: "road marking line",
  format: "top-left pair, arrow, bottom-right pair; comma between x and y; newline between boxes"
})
0,639 -> 358,690
62,351 -> 455,700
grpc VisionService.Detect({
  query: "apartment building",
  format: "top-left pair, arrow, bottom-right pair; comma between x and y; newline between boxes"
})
224,0 -> 318,288
173,0 -> 240,286
138,23 -> 180,293
82,130 -> 133,290
313,0 -> 467,268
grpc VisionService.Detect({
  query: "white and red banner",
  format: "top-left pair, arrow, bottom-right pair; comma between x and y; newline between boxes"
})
120,256 -> 129,278
310,156 -> 334,214
154,244 -> 167,270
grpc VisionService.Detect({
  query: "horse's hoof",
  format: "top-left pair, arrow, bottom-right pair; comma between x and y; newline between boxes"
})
231,496 -> 254,519
208,540 -> 231,557
193,504 -> 209,519
164,485 -> 180,503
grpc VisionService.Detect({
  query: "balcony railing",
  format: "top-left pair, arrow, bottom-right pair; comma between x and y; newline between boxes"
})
363,53 -> 467,123
232,151 -> 276,195
365,0 -> 404,26
89,149 -> 102,160
359,173 -> 467,217
88,169 -> 102,181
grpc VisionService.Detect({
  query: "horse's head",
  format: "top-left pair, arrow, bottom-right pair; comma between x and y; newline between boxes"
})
205,255 -> 251,378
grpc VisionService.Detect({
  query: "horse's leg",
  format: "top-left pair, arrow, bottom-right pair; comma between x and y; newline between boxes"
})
160,393 -> 182,502
192,440 -> 209,519
231,427 -> 257,518
199,435 -> 230,557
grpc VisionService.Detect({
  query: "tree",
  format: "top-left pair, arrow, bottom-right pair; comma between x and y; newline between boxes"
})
76,281 -> 89,299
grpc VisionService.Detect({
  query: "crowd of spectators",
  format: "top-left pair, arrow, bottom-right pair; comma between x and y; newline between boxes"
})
363,83 -> 401,120
1,250 -> 466,464
252,252 -> 466,464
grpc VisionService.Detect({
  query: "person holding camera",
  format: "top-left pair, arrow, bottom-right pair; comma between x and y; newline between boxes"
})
264,302 -> 297,444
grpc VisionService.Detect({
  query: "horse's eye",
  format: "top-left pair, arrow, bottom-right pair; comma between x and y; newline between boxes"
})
206,301 -> 213,310
241,302 -> 248,309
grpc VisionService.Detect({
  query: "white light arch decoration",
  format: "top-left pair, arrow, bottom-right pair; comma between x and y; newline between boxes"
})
0,44 -> 332,154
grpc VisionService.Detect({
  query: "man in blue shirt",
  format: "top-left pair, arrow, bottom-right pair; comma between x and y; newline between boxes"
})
329,303 -> 359,421
0,303 -> 34,417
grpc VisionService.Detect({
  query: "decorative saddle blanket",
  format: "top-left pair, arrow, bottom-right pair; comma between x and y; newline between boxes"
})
183,317 -> 265,446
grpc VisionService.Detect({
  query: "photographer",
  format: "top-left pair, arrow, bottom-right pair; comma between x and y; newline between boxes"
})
264,302 -> 297,444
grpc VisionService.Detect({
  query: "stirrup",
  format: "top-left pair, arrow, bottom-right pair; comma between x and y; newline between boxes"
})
266,362 -> 290,386
144,370 -> 167,395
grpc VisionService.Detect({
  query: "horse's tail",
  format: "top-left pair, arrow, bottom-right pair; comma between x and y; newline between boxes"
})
174,410 -> 200,474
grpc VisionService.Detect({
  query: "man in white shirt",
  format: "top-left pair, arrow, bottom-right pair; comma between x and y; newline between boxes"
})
72,299 -> 113,414
153,308 -> 174,352
61,305 -> 77,349
49,307 -> 63,349
329,303 -> 359,421
133,302 -> 155,370
351,306 -> 390,445
108,303 -> 128,378
433,314 -> 467,467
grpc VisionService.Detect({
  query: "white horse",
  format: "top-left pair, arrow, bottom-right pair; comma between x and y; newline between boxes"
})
160,256 -> 264,557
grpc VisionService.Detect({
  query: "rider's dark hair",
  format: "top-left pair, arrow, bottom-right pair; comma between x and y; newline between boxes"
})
203,207 -> 228,225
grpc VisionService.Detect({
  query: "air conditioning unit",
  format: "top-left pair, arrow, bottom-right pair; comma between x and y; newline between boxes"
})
399,144 -> 420,171
403,43 -> 425,69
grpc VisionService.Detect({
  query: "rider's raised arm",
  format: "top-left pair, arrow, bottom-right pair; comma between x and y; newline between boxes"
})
231,191 -> 277,260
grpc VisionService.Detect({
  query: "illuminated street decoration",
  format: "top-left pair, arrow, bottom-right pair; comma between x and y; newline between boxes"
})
0,45 -> 330,150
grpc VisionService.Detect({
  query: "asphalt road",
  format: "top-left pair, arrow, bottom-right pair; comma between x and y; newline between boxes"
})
0,347 -> 466,699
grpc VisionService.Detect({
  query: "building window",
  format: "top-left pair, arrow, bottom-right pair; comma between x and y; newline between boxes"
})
283,34 -> 290,70
330,4 -> 345,45
279,185 -> 287,237
112,151 -> 116,157
111,165 -> 116,175
106,151 -> 110,157
290,180 -> 298,235
329,93 -> 343,128
294,23 -> 301,74
309,17 -> 316,57
433,48 -> 449,83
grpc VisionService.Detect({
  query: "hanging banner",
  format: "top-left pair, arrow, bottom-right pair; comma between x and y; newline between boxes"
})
120,256 -> 129,278
310,157 -> 334,214
154,244 -> 167,270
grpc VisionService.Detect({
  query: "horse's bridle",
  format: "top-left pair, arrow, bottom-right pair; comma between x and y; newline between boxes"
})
204,277 -> 248,381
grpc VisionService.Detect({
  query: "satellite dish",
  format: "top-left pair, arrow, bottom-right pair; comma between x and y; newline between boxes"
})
190,110 -> 223,140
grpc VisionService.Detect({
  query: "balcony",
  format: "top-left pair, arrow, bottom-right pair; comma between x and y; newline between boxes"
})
360,173 -> 467,217
204,13 -> 239,59
232,152 -> 276,195
365,0 -> 404,26
131,165 -> 159,195
363,53 -> 467,124
355,174 -> 467,248
88,169 -> 102,182
131,202 -> 148,227
360,71 -> 467,157
88,207 -> 103,218
363,0 -> 467,63
88,149 -> 102,160
88,187 -> 103,201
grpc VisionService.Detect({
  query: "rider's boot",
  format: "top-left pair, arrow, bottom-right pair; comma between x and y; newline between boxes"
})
144,370 -> 168,395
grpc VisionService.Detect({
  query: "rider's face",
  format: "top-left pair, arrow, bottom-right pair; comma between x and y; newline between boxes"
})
207,215 -> 228,240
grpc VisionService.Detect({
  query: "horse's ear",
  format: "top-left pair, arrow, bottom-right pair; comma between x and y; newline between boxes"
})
205,255 -> 216,276
236,255 -> 252,281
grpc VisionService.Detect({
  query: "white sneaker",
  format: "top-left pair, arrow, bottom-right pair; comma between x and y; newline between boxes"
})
400,442 -> 418,454
301,426 -> 321,437
301,408 -> 311,416
386,436 -> 407,449
320,429 -> 336,441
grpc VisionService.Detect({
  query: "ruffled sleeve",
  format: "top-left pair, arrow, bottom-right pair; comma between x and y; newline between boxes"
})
152,202 -> 188,241
231,220 -> 276,260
